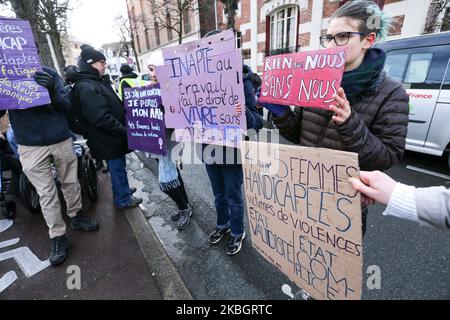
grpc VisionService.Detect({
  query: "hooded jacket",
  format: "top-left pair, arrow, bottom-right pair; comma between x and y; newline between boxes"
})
70,61 -> 129,160
0,66 -> 72,146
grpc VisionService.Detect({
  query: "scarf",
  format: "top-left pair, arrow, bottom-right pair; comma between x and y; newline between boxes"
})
341,48 -> 386,105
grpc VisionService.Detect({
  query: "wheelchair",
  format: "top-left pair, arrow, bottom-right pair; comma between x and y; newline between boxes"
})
0,138 -> 17,219
19,140 -> 99,215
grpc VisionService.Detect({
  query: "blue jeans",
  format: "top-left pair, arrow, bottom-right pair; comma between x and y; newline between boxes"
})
205,164 -> 244,238
107,155 -> 132,207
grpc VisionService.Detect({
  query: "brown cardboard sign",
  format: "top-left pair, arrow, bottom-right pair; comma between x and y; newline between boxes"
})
242,141 -> 362,300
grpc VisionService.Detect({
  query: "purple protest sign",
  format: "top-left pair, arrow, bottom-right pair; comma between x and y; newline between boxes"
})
0,18 -> 51,110
124,85 -> 167,155
157,29 -> 246,148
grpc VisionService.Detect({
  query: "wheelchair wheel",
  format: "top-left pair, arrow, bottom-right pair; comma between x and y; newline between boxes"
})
19,172 -> 41,214
83,155 -> 98,202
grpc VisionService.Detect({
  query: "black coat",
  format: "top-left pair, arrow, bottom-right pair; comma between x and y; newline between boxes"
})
273,70 -> 410,171
71,64 -> 129,160
0,66 -> 72,146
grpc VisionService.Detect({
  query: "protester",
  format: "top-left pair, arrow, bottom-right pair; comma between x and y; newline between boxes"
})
146,63 -> 192,230
0,65 -> 99,266
118,64 -> 144,101
200,30 -> 263,256
349,171 -> 450,231
258,0 -> 410,235
70,44 -> 142,210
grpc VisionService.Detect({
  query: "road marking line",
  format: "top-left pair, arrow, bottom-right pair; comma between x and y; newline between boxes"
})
0,238 -> 20,250
0,271 -> 17,293
406,166 -> 450,180
0,247 -> 50,278
0,219 -> 13,233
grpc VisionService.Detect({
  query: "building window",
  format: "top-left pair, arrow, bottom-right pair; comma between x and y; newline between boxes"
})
183,8 -> 191,34
145,29 -> 150,49
136,34 -> 141,54
269,6 -> 298,55
132,6 -> 136,22
166,11 -> 173,41
154,22 -> 160,45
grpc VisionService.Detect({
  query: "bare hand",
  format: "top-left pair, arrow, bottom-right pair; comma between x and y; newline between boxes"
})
235,103 -> 243,117
329,88 -> 351,125
349,171 -> 398,205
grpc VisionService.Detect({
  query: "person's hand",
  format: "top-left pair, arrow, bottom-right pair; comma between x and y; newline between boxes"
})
34,70 -> 55,90
329,87 -> 351,125
255,87 -> 288,117
235,103 -> 243,117
349,171 -> 398,206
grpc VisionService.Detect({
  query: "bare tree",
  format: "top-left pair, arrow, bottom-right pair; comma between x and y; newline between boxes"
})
35,0 -> 70,71
150,0 -> 197,44
220,0 -> 239,31
114,13 -> 141,71
424,0 -> 450,33
0,0 -> 73,71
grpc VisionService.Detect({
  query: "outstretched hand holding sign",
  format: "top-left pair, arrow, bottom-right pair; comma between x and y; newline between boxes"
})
330,87 -> 352,125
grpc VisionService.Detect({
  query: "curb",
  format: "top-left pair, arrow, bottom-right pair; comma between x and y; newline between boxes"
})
124,203 -> 193,300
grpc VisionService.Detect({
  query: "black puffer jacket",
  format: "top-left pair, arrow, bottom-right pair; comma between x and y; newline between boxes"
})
273,70 -> 409,171
70,62 -> 129,160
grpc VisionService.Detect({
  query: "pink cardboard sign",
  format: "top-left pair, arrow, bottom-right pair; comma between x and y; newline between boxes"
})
157,29 -> 246,148
259,48 -> 346,109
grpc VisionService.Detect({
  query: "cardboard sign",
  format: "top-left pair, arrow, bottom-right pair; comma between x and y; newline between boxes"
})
259,48 -> 345,109
0,18 -> 51,110
157,29 -> 246,148
124,85 -> 166,155
242,141 -> 362,300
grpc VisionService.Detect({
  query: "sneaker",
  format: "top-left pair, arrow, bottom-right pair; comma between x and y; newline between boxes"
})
177,207 -> 192,231
172,204 -> 191,222
49,235 -> 70,266
208,227 -> 231,244
116,196 -> 143,210
171,210 -> 181,222
226,231 -> 246,256
70,213 -> 99,231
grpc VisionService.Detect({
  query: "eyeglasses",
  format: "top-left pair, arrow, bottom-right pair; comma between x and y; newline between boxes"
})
319,32 -> 367,48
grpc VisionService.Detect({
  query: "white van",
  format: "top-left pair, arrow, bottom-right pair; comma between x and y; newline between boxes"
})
374,32 -> 450,168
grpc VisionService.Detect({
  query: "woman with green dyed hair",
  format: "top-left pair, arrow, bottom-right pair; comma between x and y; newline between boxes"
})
259,0 -> 410,235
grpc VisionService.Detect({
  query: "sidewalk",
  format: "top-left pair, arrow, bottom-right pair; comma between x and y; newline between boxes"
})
0,167 -> 188,300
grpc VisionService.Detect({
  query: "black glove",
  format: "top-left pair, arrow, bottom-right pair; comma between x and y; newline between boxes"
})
34,71 -> 55,90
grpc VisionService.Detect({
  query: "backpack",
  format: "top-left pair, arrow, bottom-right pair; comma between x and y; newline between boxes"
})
66,82 -> 89,136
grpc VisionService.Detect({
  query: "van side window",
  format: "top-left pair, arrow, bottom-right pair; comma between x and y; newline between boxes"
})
385,46 -> 450,90
384,54 -> 408,83
443,66 -> 450,90
404,53 -> 433,84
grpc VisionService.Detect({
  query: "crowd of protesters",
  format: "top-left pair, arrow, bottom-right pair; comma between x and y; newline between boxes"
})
2,1 -> 448,275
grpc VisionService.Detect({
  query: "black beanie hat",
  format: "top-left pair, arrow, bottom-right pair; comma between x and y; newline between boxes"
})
120,64 -> 133,74
80,44 -> 106,64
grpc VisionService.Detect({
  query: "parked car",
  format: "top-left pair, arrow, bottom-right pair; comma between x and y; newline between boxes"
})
374,32 -> 450,168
